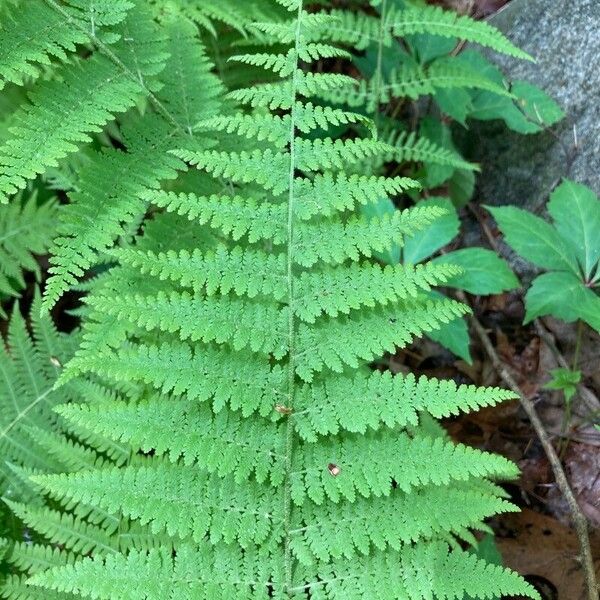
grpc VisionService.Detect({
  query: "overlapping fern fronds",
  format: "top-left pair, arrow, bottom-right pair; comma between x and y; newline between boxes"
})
0,0 -> 237,308
7,1 -> 543,598
0,295 -> 156,599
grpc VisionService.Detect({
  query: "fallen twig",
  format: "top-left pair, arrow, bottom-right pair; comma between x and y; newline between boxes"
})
457,290 -> 598,600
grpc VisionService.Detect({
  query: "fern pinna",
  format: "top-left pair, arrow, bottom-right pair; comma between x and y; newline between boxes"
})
0,1 -> 542,598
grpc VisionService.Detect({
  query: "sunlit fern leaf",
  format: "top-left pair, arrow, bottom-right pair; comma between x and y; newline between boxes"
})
0,1 -> 83,87
28,540 -> 538,600
0,291 -> 128,495
0,3 -> 168,203
0,295 -> 142,599
149,0 -> 285,36
20,2 -> 539,599
387,3 -> 532,60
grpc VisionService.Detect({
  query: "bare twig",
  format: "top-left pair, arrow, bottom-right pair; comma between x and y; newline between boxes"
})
457,290 -> 598,600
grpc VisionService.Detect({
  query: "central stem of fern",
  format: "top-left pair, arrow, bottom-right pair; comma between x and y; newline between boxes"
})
283,1 -> 304,595
373,0 -> 387,128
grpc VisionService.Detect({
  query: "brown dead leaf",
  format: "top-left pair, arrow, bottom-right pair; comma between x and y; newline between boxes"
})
565,443 -> 600,528
496,508 -> 600,600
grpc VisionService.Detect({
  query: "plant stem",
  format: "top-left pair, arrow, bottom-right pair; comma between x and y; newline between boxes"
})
458,292 -> 598,600
283,2 -> 303,595
573,319 -> 584,371
373,0 -> 387,128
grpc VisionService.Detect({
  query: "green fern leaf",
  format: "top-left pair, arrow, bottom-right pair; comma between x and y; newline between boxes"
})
0,194 -> 57,306
18,3 -> 539,599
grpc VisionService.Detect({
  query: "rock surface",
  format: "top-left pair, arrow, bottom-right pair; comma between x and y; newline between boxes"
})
472,0 -> 600,209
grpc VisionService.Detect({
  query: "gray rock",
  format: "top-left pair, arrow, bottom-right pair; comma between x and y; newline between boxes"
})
472,0 -> 600,209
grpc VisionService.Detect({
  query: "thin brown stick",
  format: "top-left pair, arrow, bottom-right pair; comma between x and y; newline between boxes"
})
457,291 -> 598,600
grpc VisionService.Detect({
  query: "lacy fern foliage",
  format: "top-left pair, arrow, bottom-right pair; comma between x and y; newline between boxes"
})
0,295 -> 139,600
0,194 -> 57,309
0,1 -> 544,599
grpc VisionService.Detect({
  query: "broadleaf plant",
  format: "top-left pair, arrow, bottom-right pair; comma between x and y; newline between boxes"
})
489,179 -> 600,332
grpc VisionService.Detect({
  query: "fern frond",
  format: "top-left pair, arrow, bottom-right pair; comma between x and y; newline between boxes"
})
33,465 -> 284,548
43,18 -> 224,309
3,500 -> 118,556
1,540 -> 76,575
389,4 -> 532,60
0,194 -> 57,304
295,371 -> 516,441
295,261 -> 461,322
295,172 -> 419,219
295,297 -> 467,380
115,245 -> 287,299
327,61 -> 511,110
0,5 -> 168,203
299,542 -> 539,599
145,190 -> 287,243
293,482 -> 517,563
29,544 -> 273,599
0,1 -> 87,90
384,130 -> 478,170
2,573 -> 79,599
28,540 -> 540,599
199,114 -> 290,147
67,341 -> 286,418
87,291 -> 289,358
20,4 -> 537,599
56,398 -> 287,485
22,425 -> 100,472
293,204 -> 444,267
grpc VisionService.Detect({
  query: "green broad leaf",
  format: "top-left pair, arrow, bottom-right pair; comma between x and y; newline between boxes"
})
469,90 -> 540,133
456,50 -> 505,85
547,180 -> 600,279
403,197 -> 459,264
419,117 -> 456,187
355,41 -> 413,81
487,205 -> 579,275
426,291 -> 472,362
433,248 -> 519,295
512,81 -> 564,130
467,81 -> 562,134
434,87 -> 473,126
544,367 -> 581,402
576,293 -> 600,333
427,312 -> 472,363
455,51 -> 563,134
448,167 -> 475,207
360,196 -> 401,264
524,271 -> 598,324
406,33 -> 457,64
